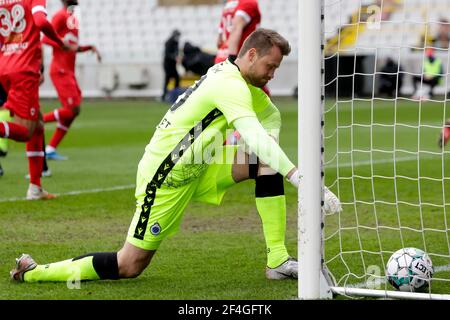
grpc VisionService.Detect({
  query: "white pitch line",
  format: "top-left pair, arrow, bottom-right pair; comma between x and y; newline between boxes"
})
0,184 -> 135,203
0,154 -> 444,202
345,263 -> 450,289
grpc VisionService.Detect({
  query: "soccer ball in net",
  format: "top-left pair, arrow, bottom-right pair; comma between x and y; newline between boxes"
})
386,247 -> 434,292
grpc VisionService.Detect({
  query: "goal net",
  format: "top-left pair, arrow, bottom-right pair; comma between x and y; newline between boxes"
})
299,0 -> 450,299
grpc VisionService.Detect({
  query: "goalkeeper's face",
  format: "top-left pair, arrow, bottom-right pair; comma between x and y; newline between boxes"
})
247,46 -> 282,88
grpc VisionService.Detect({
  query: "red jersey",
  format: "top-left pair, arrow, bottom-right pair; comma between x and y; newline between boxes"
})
0,0 -> 47,75
216,0 -> 261,63
43,6 -> 79,74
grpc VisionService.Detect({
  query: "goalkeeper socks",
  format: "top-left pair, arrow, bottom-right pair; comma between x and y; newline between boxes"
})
24,252 -> 119,282
73,252 -> 119,280
255,174 -> 289,268
43,108 -> 74,123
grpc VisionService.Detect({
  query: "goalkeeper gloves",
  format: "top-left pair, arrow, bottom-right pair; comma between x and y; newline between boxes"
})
287,169 -> 342,214
323,186 -> 342,214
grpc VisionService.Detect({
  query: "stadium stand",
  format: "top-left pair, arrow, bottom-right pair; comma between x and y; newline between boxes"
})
39,0 -> 450,98
324,0 -> 450,95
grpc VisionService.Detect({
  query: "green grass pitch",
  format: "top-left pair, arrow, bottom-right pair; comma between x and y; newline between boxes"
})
0,98 -> 298,300
0,97 -> 449,299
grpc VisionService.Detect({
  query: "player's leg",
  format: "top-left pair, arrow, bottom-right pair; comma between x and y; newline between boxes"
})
24,127 -> 52,179
236,152 -> 296,279
162,62 -> 171,101
427,77 -> 440,97
173,64 -> 180,90
25,113 -> 55,200
43,73 -> 81,160
438,118 -> 450,148
193,146 -> 296,279
0,111 -> 34,141
117,242 -> 156,278
2,110 -> 53,199
0,73 -> 54,199
44,106 -> 79,160
0,84 -> 7,176
0,75 -> 37,142
244,154 -> 294,279
412,75 -> 421,99
11,244 -> 156,283
43,105 -> 77,124
12,173 -> 196,282
0,108 -> 11,156
0,108 -> 11,177
42,133 -> 51,176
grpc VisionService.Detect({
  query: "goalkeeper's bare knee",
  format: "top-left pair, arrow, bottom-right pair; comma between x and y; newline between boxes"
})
117,243 -> 156,278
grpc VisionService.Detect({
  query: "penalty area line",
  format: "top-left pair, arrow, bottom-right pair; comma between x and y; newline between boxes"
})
325,154 -> 440,169
0,184 -> 135,203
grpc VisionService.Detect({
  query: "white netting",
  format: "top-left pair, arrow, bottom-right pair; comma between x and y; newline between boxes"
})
323,0 -> 450,297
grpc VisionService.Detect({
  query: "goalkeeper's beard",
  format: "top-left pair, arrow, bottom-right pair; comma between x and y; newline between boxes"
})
247,67 -> 270,88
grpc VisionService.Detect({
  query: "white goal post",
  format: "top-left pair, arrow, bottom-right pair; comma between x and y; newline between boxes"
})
298,0 -> 450,300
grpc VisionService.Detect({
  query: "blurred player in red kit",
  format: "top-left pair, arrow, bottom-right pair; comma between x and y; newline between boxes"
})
0,0 -> 74,199
42,0 -> 101,161
215,0 -> 261,64
438,119 -> 450,149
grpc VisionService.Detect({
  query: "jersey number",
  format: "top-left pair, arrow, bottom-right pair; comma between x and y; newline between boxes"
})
170,75 -> 207,112
0,4 -> 26,38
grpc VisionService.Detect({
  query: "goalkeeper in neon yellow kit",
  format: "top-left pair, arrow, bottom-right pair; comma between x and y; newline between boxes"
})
10,29 -> 342,283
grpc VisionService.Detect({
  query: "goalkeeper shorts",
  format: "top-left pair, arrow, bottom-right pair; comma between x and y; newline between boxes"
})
126,146 -> 238,251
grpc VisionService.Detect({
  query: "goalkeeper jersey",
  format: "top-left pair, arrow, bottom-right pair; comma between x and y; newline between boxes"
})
137,59 -> 277,189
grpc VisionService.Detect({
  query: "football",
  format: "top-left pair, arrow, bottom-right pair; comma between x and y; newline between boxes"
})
386,247 -> 434,292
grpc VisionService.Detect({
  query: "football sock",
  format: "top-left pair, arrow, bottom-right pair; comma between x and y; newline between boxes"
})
0,109 -> 11,154
26,125 -> 44,187
42,135 -> 49,172
0,121 -> 30,142
255,174 -> 290,269
24,252 -> 119,282
43,108 -> 74,123
0,136 -> 7,155
47,117 -> 74,149
443,126 -> 450,146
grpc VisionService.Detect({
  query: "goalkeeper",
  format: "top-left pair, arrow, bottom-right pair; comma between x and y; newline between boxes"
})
10,29 -> 342,283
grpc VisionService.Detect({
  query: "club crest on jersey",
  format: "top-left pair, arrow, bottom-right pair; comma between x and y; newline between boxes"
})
150,223 -> 161,235
67,15 -> 79,30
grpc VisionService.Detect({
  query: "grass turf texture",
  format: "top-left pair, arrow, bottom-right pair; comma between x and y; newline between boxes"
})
324,98 -> 450,294
0,98 -> 298,300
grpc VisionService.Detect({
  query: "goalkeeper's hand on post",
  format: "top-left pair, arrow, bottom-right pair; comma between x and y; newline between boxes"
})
323,186 -> 342,214
287,169 -> 342,214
